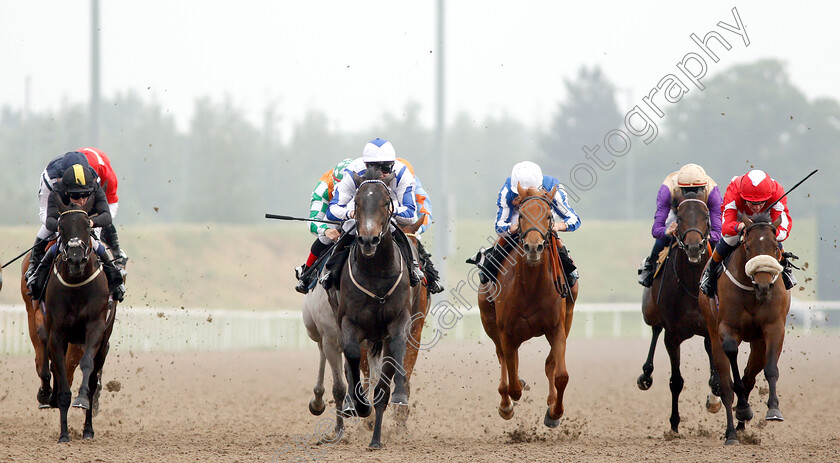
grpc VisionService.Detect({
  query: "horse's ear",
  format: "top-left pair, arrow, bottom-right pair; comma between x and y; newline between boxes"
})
383,172 -> 396,184
546,185 -> 558,201
739,213 -> 753,228
403,213 -> 425,234
56,195 -> 69,214
350,171 -> 362,187
516,182 -> 527,198
83,196 -> 95,214
772,215 -> 782,230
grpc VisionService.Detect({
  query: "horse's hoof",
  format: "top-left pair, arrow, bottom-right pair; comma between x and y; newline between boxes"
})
706,392 -> 722,414
58,435 -> 70,444
390,392 -> 408,405
72,396 -> 90,410
637,374 -> 653,391
736,421 -> 746,431
543,408 -> 561,428
724,438 -> 740,445
355,403 -> 372,418
368,441 -> 383,450
498,405 -> 514,420
735,404 -> 753,422
309,398 -> 326,416
83,430 -> 94,440
37,388 -> 52,405
519,379 -> 530,391
38,403 -> 53,409
765,408 -> 784,421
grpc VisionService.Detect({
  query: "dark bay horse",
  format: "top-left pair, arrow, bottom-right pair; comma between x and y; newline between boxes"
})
44,200 -> 116,443
303,215 -> 428,439
637,193 -> 722,433
331,169 -> 413,449
699,212 -> 790,445
478,184 -> 578,427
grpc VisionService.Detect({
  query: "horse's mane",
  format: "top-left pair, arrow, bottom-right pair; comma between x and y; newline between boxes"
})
362,166 -> 384,181
749,210 -> 773,224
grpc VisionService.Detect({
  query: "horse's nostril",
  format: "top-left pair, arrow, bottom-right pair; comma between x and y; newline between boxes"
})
536,244 -> 544,253
371,236 -> 380,246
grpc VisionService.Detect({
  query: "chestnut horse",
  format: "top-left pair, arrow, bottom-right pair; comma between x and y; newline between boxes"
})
331,168 -> 413,449
637,192 -> 722,433
303,215 -> 428,439
478,184 -> 578,427
43,201 -> 116,442
699,211 -> 791,445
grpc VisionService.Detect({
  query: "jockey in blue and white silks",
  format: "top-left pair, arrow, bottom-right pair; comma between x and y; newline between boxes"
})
468,161 -> 582,289
494,175 -> 581,235
317,138 -> 442,293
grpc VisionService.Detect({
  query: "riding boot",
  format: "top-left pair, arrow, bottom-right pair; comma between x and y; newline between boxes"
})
319,233 -> 353,291
780,251 -> 799,290
27,245 -> 57,301
101,224 -> 128,267
558,245 -> 578,288
101,257 -> 125,302
700,241 -> 736,297
637,238 -> 667,288
467,244 -> 506,285
24,237 -> 48,282
416,240 -> 444,294
392,226 -> 423,287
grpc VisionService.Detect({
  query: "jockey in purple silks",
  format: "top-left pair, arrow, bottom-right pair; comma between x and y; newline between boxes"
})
638,163 -> 723,287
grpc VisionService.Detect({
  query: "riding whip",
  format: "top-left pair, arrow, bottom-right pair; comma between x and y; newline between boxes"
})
265,213 -> 342,225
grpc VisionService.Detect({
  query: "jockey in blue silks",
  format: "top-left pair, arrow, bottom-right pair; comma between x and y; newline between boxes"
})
467,161 -> 581,289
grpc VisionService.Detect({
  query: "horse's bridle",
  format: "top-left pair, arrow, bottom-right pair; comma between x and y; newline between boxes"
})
740,222 -> 782,260
57,209 -> 92,262
517,195 -> 554,244
674,198 -> 710,254
357,179 -> 394,243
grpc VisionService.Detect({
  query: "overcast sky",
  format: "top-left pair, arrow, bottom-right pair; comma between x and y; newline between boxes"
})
2,1 -> 838,135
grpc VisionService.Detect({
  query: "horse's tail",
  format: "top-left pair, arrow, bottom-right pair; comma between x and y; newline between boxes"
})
369,339 -> 384,357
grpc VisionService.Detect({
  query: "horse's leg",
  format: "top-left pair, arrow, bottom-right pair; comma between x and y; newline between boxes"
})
308,341 -> 328,415
388,324 -> 409,406
709,327 -> 738,444
722,332 -> 753,431
762,321 -> 786,421
48,331 -> 71,443
368,345 -> 395,450
564,282 -> 577,337
545,328 -> 569,427
637,325 -> 662,391
340,320 -> 370,418
73,319 -> 106,411
324,339 -> 346,438
664,331 -> 685,433
83,340 -> 109,439
501,334 -> 523,402
36,318 -> 52,407
65,344 -> 84,388
737,339 -> 765,429
704,336 -> 722,413
480,311 -> 513,419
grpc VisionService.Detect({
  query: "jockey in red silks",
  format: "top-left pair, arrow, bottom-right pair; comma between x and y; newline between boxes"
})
77,147 -> 126,265
699,169 -> 796,297
637,163 -> 722,287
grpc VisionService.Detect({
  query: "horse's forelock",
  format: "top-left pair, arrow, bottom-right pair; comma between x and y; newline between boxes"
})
750,210 -> 773,224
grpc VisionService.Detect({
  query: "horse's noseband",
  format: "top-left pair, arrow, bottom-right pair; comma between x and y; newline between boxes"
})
61,237 -> 91,262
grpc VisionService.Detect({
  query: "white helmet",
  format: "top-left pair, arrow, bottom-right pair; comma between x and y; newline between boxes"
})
362,138 -> 396,163
510,161 -> 543,190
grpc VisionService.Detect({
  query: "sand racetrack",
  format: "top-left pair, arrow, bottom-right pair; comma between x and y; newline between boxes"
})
1,334 -> 838,462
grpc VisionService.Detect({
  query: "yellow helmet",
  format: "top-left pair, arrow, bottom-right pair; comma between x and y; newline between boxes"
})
677,163 -> 708,187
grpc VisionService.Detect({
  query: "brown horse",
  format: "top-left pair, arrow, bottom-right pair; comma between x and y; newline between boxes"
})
478,184 -> 578,427
699,211 -> 790,445
21,243 -> 87,408
637,192 -> 722,433
43,200 -> 116,442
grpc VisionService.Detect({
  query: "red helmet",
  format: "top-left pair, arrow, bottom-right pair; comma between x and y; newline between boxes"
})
740,170 -> 775,202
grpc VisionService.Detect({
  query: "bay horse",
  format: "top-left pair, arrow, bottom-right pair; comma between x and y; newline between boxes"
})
303,216 -> 428,440
637,191 -> 722,433
478,184 -> 578,427
699,211 -> 790,445
43,200 -> 116,442
330,168 -> 413,449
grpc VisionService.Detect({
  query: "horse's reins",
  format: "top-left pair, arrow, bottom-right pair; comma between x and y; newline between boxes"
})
518,195 -> 567,297
347,179 -> 404,303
